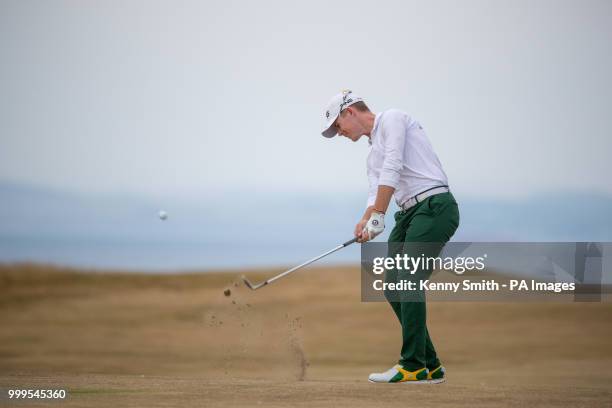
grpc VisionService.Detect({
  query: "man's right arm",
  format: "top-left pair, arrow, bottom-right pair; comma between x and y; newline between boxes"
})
357,184 -> 393,242
355,206 -> 375,242
358,166 -> 379,241
359,155 -> 382,241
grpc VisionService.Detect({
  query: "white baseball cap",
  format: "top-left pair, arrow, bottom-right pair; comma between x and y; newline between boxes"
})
321,89 -> 364,138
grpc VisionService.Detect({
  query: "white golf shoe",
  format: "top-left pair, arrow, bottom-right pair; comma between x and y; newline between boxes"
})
368,365 -> 429,383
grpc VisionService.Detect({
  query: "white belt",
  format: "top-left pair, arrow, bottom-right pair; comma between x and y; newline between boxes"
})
399,186 -> 449,211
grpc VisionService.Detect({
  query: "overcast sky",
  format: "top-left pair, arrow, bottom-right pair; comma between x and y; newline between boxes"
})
1,0 -> 611,200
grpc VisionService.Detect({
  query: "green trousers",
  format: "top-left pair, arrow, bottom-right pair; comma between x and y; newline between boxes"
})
385,192 -> 459,371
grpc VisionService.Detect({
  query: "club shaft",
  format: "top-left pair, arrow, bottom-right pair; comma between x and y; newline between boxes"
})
266,237 -> 357,285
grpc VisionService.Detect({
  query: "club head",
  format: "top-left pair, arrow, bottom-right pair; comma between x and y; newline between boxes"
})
241,275 -> 267,290
242,275 -> 255,289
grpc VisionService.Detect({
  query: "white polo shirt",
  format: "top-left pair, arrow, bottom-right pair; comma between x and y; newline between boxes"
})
366,109 -> 449,208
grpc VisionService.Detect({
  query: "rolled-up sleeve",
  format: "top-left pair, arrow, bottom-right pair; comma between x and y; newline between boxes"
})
378,112 -> 407,188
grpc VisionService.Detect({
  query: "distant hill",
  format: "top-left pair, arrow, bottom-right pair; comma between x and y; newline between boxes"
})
1,182 -> 611,269
456,192 -> 612,241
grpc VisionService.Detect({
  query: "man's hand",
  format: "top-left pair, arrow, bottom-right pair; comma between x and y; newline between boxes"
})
354,218 -> 369,243
360,212 -> 385,242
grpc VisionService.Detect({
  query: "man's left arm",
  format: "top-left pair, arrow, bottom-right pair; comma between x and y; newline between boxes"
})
360,185 -> 394,242
373,185 -> 395,215
362,112 -> 407,241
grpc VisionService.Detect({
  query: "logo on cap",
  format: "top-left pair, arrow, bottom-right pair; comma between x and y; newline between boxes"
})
339,92 -> 354,111
325,110 -> 330,119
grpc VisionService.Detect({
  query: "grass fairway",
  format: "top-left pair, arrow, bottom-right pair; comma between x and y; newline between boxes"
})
1,263 -> 611,407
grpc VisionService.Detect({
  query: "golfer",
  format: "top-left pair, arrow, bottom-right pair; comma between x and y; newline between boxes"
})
321,90 -> 459,384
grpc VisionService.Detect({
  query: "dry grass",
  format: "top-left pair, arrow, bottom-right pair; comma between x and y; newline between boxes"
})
1,263 -> 611,407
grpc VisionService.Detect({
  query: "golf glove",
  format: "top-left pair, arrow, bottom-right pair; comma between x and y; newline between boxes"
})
363,212 -> 385,240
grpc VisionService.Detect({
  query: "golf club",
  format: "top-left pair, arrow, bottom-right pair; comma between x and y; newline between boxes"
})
242,237 -> 358,290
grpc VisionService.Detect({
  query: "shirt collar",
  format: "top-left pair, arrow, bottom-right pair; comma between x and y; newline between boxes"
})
368,112 -> 382,145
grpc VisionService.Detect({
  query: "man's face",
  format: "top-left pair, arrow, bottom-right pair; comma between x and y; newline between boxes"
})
334,108 -> 363,142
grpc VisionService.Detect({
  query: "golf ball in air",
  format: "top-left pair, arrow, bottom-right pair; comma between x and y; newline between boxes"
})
158,210 -> 168,221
